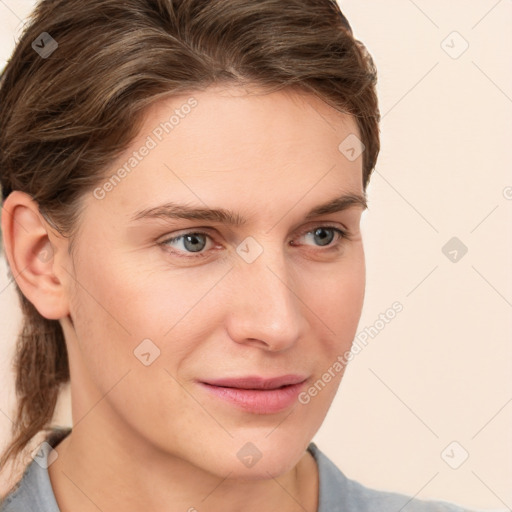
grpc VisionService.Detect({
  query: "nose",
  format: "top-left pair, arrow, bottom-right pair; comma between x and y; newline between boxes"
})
224,244 -> 309,352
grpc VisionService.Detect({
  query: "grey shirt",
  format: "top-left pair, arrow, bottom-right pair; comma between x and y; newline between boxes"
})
0,428 -> 485,511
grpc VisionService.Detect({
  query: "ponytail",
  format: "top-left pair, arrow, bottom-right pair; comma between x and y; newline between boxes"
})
0,291 -> 69,478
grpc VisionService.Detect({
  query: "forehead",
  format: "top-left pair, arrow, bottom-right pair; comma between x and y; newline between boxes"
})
87,85 -> 364,223
143,84 -> 359,164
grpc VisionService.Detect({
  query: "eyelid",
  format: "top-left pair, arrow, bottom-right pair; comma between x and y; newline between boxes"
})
295,222 -> 349,239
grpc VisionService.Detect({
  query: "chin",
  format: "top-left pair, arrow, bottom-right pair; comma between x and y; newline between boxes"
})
222,454 -> 303,482
201,435 -> 310,481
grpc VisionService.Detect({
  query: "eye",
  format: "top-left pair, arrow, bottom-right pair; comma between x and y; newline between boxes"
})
159,224 -> 350,259
291,225 -> 348,249
161,232 -> 213,257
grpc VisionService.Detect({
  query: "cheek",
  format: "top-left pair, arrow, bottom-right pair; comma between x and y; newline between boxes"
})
321,268 -> 364,323
298,260 -> 365,425
69,252 -> 227,368
303,246 -> 365,345
66,258 -> 198,433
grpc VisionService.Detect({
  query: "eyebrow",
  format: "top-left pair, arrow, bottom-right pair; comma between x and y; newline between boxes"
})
130,192 -> 367,225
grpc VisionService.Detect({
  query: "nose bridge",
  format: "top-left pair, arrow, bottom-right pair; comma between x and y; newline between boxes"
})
226,241 -> 306,350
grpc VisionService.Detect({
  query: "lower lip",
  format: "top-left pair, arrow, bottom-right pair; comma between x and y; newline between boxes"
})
198,381 -> 306,414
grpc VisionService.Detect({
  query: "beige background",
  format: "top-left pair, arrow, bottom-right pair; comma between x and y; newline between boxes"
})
1,0 -> 511,509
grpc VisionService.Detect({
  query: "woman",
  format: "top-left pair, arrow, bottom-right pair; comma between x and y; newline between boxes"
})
0,0 -> 481,510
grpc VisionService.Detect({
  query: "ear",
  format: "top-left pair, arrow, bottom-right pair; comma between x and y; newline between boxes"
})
1,191 -> 70,320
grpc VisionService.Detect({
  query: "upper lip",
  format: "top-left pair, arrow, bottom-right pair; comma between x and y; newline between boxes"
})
201,375 -> 307,390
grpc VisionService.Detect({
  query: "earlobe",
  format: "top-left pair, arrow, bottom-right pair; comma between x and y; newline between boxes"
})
1,191 -> 70,320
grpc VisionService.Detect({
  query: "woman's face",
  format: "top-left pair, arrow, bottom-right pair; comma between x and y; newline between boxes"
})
59,85 -> 366,478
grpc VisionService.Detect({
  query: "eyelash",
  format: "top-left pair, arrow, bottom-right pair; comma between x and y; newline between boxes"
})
159,224 -> 351,259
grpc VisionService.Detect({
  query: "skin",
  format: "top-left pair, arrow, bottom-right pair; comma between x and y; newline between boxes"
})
2,85 -> 367,512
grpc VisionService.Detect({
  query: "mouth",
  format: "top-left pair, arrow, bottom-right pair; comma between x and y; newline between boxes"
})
198,375 -> 308,414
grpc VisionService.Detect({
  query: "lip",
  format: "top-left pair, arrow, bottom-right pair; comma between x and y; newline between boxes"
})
198,374 -> 308,414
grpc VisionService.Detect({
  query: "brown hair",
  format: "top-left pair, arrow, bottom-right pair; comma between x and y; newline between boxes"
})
0,0 -> 379,475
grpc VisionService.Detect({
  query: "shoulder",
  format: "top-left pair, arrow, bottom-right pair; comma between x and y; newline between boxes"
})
308,442 -> 494,512
0,427 -> 71,512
